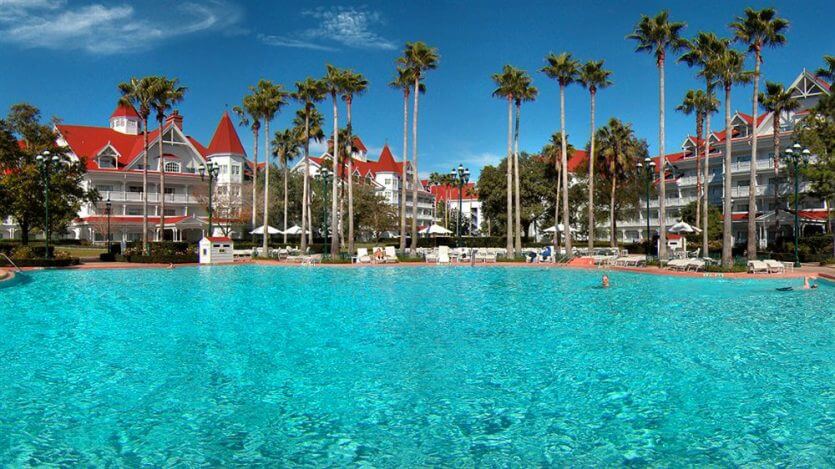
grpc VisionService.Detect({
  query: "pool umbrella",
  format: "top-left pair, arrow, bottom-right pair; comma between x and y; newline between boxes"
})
418,224 -> 452,235
250,225 -> 282,235
282,225 -> 309,235
668,221 -> 702,233
543,224 -> 573,233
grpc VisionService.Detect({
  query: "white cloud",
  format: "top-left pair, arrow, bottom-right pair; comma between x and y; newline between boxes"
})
309,139 -> 328,155
260,6 -> 396,52
0,0 -> 243,54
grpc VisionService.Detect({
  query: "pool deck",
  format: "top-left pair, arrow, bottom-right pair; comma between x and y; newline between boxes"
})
4,260 -> 833,283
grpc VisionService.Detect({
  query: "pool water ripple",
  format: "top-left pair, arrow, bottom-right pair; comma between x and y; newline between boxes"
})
0,265 -> 832,466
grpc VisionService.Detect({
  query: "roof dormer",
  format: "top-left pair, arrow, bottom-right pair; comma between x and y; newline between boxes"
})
110,103 -> 141,135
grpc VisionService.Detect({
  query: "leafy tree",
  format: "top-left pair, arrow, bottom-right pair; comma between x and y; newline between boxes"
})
676,89 -> 718,230
595,119 -> 643,246
680,201 -> 723,248
353,182 -> 397,241
0,104 -> 95,245
796,110 -> 835,257
271,128 -> 303,243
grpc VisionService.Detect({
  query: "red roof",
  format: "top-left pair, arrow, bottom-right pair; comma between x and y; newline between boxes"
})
310,144 -> 408,180
799,209 -> 832,221
737,112 -> 768,127
667,233 -> 683,240
566,150 -> 589,172
207,112 -> 246,156
78,215 -> 193,225
56,124 -> 145,170
430,182 -> 478,201
110,103 -> 139,119
205,236 -> 232,242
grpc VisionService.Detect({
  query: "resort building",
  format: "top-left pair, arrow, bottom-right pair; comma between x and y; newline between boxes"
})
54,106 -> 249,242
427,182 -> 483,234
292,138 -> 436,230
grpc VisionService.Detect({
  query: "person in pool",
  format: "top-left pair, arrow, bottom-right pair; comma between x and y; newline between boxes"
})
602,274 -> 610,288
777,276 -> 817,291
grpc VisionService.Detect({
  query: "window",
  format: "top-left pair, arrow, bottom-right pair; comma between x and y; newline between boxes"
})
165,161 -> 181,173
96,184 -> 114,192
98,156 -> 117,168
232,165 -> 240,176
737,179 -> 749,187
163,208 -> 176,216
127,206 -> 142,215
164,187 -> 175,195
220,165 -> 228,174
129,186 -> 143,193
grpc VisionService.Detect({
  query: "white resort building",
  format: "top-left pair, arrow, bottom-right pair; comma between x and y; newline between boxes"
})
11,105 -> 251,242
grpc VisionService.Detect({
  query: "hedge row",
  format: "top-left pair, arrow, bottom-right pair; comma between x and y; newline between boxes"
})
116,254 -> 198,264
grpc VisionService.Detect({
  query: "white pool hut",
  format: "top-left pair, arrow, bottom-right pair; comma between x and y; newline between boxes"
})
199,236 -> 234,264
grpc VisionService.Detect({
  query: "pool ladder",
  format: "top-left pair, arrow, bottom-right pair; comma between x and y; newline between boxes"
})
1,253 -> 22,273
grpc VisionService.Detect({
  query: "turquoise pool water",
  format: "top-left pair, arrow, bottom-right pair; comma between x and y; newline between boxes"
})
1,266 -> 832,466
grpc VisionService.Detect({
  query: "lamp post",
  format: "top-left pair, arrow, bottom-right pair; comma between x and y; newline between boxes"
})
637,157 -> 657,263
105,195 -> 112,254
199,162 -> 220,237
450,164 -> 470,245
783,143 -> 810,267
35,150 -> 60,259
318,168 -> 332,258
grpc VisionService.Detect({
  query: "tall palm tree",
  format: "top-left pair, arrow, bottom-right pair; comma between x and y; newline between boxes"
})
707,38 -> 751,268
117,76 -> 156,254
731,7 -> 789,261
340,70 -> 369,255
596,118 -> 639,247
512,72 -> 537,252
578,60 -> 613,249
271,128 -> 303,244
676,89 -> 717,230
680,32 -> 725,260
292,78 -> 326,250
816,55 -> 835,81
540,132 -> 575,253
233,91 -> 263,233
293,107 -> 325,245
323,65 -> 349,257
399,41 -> 439,256
628,10 -> 687,260
491,65 -> 523,257
149,77 -> 186,241
759,81 -> 799,238
390,67 -> 425,253
541,52 -> 580,256
255,80 -> 289,253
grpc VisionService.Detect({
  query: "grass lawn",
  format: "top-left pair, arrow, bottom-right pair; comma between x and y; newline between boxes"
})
56,246 -> 106,258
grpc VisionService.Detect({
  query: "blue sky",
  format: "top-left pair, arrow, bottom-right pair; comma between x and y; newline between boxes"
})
0,0 -> 832,178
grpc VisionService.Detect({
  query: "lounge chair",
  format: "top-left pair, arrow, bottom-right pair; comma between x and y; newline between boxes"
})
763,259 -> 786,274
425,249 -> 438,263
667,259 -> 690,271
302,254 -> 322,265
353,248 -> 371,264
438,246 -> 451,264
748,260 -> 769,274
686,259 -> 705,271
384,246 -> 399,263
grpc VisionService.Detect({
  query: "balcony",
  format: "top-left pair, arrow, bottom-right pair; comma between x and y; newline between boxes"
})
98,191 -> 201,204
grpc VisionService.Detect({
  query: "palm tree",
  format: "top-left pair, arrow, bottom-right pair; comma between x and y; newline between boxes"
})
541,52 -> 580,256
707,38 -> 751,268
255,80 -> 289,253
680,32 -> 725,260
149,77 -> 186,242
759,81 -> 799,239
817,55 -> 835,81
399,41 -> 439,256
596,118 -> 639,247
117,76 -> 156,254
340,70 -> 369,255
323,65 -> 349,257
390,67 -> 425,253
676,89 -> 717,230
578,60 -> 613,249
512,72 -> 537,252
272,128 -> 303,244
541,132 -> 575,252
628,10 -> 687,260
292,78 -> 326,250
731,7 -> 789,261
491,65 -> 522,257
233,91 -> 264,233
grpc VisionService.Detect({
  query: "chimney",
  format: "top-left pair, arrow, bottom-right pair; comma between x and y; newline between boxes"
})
166,110 -> 183,129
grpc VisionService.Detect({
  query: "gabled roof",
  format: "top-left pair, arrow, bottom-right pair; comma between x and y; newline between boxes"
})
566,150 -> 589,172
430,182 -> 478,201
307,143 -> 408,180
207,112 -> 246,156
110,103 -> 139,119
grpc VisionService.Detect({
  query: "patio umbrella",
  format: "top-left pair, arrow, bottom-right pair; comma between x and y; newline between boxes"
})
250,225 -> 282,235
543,224 -> 573,233
418,223 -> 452,235
283,225 -> 309,235
668,221 -> 702,233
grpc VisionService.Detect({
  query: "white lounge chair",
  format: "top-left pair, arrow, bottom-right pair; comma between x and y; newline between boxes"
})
384,246 -> 399,263
667,259 -> 690,271
764,259 -> 786,274
686,259 -> 705,271
425,249 -> 438,263
748,260 -> 769,274
353,248 -> 371,264
438,246 -> 451,264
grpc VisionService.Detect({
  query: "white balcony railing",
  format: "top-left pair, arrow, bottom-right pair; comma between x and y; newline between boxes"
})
97,191 -> 200,204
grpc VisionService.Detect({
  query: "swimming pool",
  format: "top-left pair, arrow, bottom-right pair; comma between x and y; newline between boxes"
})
1,266 -> 832,465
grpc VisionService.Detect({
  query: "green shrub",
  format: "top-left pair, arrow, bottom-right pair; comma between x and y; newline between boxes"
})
116,254 -> 197,264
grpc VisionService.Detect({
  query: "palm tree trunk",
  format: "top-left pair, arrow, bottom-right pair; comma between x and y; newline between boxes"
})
505,98 -> 514,257
722,84 -> 734,268
702,91 -> 711,259
610,167 -> 617,248
252,127 -> 259,232
773,113 -> 781,241
142,119 -> 149,254
347,100 -> 355,255
747,51 -> 761,260
560,84 -> 572,255
301,113 -> 310,252
399,90 -> 409,253
262,120 -> 271,253
554,164 -> 561,254
158,117 -> 166,242
283,156 -> 288,244
330,94 -> 340,258
695,113 -> 703,230
513,101 -> 522,252
658,60 -> 668,261
588,91 -> 596,250
409,77 -> 420,256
